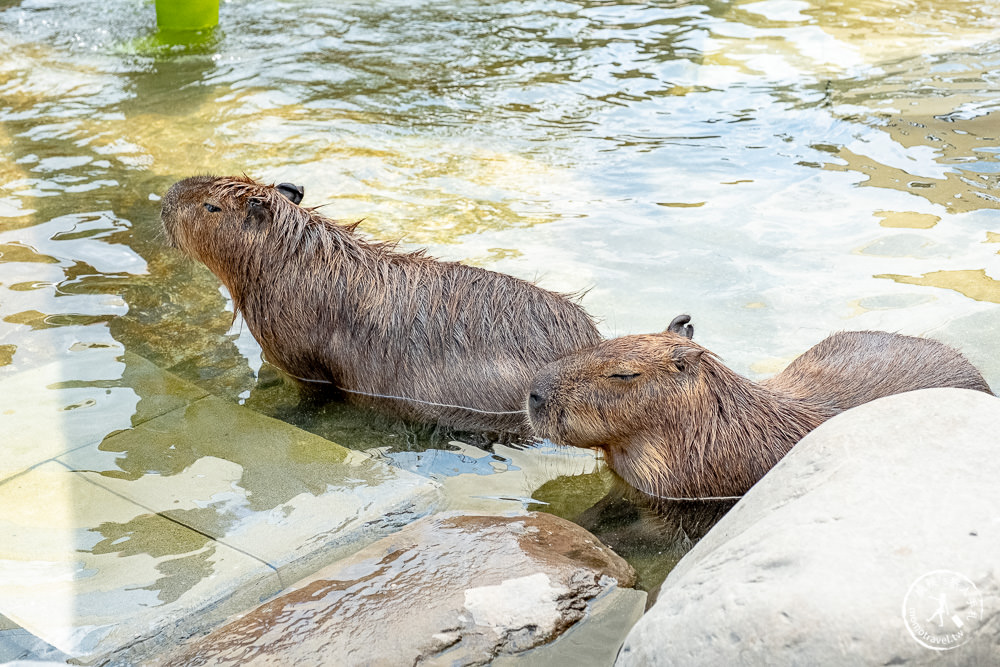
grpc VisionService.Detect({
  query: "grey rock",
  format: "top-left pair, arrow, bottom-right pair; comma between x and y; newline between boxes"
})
618,388 -> 1000,667
154,511 -> 636,666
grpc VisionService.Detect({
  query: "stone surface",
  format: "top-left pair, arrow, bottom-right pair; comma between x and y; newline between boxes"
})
0,355 -> 442,665
0,351 -> 207,482
153,512 -> 637,667
59,394 -> 441,586
618,388 -> 1000,666
0,461 -> 282,662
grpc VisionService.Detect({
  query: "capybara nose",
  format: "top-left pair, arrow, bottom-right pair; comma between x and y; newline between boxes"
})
276,182 -> 305,205
528,365 -> 558,418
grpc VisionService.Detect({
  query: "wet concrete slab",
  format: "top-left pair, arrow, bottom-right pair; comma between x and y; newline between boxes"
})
1,354 -> 442,665
59,393 -> 442,586
0,461 -> 282,662
0,351 -> 207,483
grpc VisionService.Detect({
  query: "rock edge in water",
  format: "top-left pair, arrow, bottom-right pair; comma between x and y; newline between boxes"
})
151,511 -> 636,667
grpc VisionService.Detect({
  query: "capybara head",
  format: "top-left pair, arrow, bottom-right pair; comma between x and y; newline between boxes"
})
160,175 -> 307,267
529,329 -> 708,446
527,324 -> 725,494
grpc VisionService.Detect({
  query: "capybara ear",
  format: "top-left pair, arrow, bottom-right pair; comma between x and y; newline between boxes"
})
670,345 -> 703,373
245,196 -> 270,228
276,182 -> 305,205
665,314 -> 694,339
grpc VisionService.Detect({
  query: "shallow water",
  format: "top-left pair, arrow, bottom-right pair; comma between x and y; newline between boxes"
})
1,0 -> 999,644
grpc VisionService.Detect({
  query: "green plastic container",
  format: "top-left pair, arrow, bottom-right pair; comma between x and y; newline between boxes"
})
155,0 -> 219,31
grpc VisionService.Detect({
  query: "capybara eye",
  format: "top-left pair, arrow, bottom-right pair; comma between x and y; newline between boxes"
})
203,203 -> 221,213
608,371 -> 641,381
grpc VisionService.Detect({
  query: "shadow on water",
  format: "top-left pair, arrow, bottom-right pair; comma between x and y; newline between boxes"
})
86,511 -> 217,606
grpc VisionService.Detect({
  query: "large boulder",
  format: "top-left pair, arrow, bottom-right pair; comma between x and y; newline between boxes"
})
618,388 -> 1000,666
154,511 -> 636,666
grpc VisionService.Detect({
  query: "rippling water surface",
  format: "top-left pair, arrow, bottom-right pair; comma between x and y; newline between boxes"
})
1,0 -> 999,601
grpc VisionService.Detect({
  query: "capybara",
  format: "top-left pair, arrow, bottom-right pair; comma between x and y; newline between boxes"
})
527,325 -> 992,497
160,174 -> 603,435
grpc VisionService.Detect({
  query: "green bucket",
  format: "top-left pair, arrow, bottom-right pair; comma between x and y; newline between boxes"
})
155,0 -> 220,31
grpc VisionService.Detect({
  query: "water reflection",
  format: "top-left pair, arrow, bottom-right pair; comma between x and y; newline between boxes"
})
91,391 -> 374,511
86,512 -> 216,605
385,446 -> 521,478
877,269 -> 1000,304
531,471 -> 736,595
824,44 -> 1000,213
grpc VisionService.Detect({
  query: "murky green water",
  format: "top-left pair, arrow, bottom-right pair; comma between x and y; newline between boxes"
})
1,0 -> 999,646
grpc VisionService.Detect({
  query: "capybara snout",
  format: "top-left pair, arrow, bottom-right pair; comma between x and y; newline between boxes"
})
526,363 -> 558,418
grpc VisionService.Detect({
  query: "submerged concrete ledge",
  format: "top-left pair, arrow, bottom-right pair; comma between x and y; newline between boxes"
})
0,357 -> 441,665
0,353 -> 623,666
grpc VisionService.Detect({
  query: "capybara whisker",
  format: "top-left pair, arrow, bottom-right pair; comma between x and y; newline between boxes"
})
528,325 -> 991,498
160,174 -> 599,436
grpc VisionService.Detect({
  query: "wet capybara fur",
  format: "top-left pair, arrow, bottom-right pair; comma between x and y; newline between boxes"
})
528,325 -> 992,498
161,174 -> 602,435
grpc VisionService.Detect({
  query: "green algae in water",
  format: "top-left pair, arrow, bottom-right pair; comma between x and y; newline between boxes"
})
528,467 -> 617,519
530,469 -> 734,593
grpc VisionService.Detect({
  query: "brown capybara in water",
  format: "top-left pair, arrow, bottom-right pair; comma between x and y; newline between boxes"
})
160,174 -> 602,435
527,324 -> 992,498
